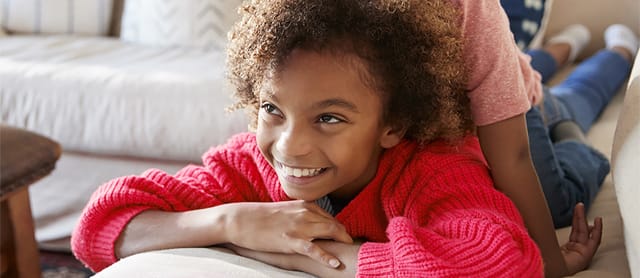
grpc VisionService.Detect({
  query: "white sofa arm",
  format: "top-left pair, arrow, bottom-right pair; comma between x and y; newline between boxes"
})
611,54 -> 640,277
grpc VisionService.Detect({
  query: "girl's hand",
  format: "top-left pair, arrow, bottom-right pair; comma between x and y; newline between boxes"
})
561,203 -> 603,275
223,200 -> 353,268
224,240 -> 360,278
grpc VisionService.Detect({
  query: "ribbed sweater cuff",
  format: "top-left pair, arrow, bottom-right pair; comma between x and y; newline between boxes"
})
86,206 -> 149,272
357,241 -> 394,277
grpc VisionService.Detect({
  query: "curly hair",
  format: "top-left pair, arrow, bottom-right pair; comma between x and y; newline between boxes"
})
226,0 -> 473,144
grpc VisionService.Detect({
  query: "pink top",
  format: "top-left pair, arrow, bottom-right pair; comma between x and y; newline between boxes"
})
459,0 -> 543,126
72,133 -> 543,276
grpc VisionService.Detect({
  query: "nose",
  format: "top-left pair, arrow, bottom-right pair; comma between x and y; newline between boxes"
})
275,122 -> 313,158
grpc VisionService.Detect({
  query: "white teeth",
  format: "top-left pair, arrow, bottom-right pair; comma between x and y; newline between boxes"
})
279,163 -> 323,177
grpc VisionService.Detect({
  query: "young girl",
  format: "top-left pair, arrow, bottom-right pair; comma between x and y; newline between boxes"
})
72,0 -> 553,276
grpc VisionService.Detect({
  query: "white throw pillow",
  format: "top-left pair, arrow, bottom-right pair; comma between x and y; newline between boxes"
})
0,0 -> 113,35
120,0 -> 242,50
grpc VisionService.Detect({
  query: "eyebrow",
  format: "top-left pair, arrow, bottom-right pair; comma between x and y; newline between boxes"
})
312,98 -> 360,112
264,94 -> 360,113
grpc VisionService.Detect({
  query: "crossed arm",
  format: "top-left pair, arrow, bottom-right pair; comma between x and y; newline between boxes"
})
224,202 -> 601,277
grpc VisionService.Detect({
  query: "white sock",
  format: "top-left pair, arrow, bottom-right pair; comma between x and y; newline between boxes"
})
547,24 -> 591,63
605,24 -> 638,57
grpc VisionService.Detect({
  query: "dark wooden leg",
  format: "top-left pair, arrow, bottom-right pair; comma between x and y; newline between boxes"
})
1,188 -> 41,278
1,200 -> 17,277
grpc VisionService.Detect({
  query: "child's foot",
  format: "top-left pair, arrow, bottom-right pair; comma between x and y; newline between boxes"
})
546,24 -> 591,64
551,120 -> 587,144
604,24 -> 638,61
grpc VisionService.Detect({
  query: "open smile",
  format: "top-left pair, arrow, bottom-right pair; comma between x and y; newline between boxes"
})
276,161 -> 327,178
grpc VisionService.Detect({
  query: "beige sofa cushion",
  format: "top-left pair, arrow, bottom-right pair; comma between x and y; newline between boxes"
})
95,248 -> 315,278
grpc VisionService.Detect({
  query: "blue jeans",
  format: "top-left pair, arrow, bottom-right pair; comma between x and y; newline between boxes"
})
525,49 -> 630,228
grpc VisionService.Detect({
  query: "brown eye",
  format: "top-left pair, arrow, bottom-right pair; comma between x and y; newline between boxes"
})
318,114 -> 342,124
260,102 -> 284,118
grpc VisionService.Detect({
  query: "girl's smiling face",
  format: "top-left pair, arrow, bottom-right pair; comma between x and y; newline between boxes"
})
256,48 -> 404,201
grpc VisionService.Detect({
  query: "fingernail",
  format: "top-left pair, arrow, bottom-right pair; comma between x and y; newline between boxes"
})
329,259 -> 340,268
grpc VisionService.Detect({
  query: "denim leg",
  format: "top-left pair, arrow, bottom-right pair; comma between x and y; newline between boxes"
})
527,49 -> 559,83
526,106 -> 610,228
526,106 -> 572,227
550,50 -> 631,132
552,141 -> 609,226
539,87 -> 573,131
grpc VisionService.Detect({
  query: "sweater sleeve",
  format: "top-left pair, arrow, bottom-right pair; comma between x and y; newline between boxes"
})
460,0 -> 542,126
71,133 -> 268,272
356,155 -> 544,277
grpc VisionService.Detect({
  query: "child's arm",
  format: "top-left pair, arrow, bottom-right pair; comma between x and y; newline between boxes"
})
228,204 -> 600,277
71,134 -> 351,272
114,204 -> 234,258
345,154 -> 545,276
71,169 -> 230,272
476,113 -> 569,277
228,151 -> 546,277
115,201 -> 352,265
73,169 -> 351,272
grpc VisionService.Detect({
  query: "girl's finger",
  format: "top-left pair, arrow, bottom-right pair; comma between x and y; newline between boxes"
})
291,238 -> 342,269
570,203 -> 588,243
589,217 -> 603,247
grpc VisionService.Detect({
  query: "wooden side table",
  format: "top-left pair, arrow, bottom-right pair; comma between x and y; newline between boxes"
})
1,125 -> 61,278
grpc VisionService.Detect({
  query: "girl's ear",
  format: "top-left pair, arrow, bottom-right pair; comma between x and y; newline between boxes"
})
380,124 -> 407,149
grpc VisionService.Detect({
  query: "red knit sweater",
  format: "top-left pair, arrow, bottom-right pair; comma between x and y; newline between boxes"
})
72,133 -> 543,276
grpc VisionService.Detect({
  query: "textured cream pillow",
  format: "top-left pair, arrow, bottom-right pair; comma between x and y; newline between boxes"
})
0,0 -> 113,35
120,0 -> 243,50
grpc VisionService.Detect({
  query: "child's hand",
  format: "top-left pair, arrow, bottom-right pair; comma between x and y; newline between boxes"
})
224,240 -> 360,278
223,200 -> 353,268
561,203 -> 603,275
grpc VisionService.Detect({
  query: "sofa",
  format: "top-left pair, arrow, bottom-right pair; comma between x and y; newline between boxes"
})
1,0 -> 638,277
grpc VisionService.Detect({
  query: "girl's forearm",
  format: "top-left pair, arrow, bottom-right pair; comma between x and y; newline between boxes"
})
477,114 -> 568,278
497,156 -> 567,278
115,204 -> 233,259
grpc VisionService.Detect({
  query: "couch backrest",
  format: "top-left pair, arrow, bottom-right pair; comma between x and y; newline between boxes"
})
1,0 -> 116,36
611,52 -> 640,278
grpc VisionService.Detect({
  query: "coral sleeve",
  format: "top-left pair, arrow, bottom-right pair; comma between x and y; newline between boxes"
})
356,156 -> 544,277
460,0 -> 542,126
71,133 -> 270,271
